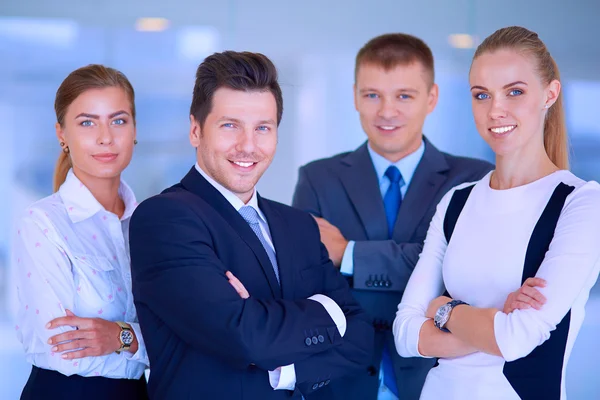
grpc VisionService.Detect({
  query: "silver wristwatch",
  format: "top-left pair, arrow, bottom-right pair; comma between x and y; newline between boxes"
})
434,300 -> 468,332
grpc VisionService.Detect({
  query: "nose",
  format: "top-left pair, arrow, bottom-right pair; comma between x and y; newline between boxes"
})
488,97 -> 508,120
377,98 -> 399,120
235,128 -> 256,154
97,123 -> 114,145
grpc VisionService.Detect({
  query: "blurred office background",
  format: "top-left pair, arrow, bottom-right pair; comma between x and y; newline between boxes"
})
1,0 -> 599,398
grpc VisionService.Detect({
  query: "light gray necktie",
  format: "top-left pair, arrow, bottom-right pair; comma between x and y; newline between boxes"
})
239,206 -> 280,284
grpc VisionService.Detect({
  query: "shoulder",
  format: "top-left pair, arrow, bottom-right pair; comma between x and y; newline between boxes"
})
559,171 -> 600,209
17,193 -> 68,231
440,151 -> 494,174
299,150 -> 353,175
262,198 -> 317,227
132,185 -> 201,221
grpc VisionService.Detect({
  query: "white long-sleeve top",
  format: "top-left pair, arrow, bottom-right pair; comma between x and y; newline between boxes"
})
12,169 -> 149,379
393,170 -> 600,400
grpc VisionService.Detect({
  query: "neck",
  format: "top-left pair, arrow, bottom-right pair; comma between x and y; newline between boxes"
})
72,168 -> 125,218
491,144 -> 559,190
370,135 -> 422,164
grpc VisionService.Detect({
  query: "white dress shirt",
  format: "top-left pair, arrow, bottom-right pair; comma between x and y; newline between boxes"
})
195,163 -> 347,391
393,170 -> 600,399
12,169 -> 148,379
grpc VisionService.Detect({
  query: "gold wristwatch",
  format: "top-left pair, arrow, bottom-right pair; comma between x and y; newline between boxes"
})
115,321 -> 134,354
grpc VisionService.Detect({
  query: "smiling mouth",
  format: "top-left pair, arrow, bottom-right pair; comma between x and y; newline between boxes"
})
489,125 -> 516,135
376,125 -> 402,133
230,160 -> 258,169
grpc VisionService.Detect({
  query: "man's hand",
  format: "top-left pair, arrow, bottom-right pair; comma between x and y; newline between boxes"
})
314,217 -> 348,267
227,271 -> 250,299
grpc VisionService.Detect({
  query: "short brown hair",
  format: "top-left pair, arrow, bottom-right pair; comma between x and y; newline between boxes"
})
355,33 -> 435,87
190,51 -> 283,128
53,64 -> 135,192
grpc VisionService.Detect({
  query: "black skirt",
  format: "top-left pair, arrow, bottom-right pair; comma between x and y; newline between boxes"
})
21,366 -> 149,400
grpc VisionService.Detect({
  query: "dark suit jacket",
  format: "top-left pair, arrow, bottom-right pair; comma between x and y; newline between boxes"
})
292,138 -> 493,400
129,167 -> 374,399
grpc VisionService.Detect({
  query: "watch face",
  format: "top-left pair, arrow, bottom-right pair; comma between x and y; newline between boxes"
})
120,330 -> 134,346
434,304 -> 452,328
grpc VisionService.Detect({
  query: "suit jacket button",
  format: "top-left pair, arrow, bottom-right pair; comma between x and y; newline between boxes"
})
318,334 -> 325,343
319,381 -> 325,388
312,383 -> 319,390
312,336 -> 318,345
305,337 -> 312,346
325,379 -> 330,385
366,279 -> 373,287
385,280 -> 391,288
367,366 -> 377,376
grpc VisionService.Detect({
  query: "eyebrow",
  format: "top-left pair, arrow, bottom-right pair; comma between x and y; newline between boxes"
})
217,116 -> 276,125
359,87 -> 419,94
470,81 -> 528,91
74,110 -> 130,119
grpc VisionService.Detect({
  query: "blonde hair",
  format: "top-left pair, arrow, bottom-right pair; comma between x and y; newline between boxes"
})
472,26 -> 569,170
53,64 -> 136,192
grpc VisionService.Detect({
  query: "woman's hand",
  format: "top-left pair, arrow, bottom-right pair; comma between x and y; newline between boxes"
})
503,277 -> 547,314
426,296 -> 452,319
227,271 -> 250,299
47,310 -> 136,359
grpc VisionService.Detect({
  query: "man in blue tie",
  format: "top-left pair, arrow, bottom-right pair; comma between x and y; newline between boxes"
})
292,33 -> 493,400
129,51 -> 374,399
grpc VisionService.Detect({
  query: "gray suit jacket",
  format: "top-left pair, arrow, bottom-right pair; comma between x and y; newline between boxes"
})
292,137 -> 493,400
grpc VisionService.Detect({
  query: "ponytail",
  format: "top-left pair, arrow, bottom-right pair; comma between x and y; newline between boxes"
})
53,151 -> 71,192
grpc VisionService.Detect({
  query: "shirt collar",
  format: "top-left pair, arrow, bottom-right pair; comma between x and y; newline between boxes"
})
59,169 -> 138,223
367,139 -> 426,186
194,163 -> 267,224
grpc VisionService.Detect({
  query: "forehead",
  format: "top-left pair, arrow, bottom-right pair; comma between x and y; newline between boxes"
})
209,87 -> 277,118
470,49 -> 539,87
356,62 -> 429,89
67,87 -> 131,113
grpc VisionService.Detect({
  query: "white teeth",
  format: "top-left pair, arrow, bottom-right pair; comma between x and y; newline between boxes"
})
490,125 -> 516,134
379,126 -> 397,131
233,161 -> 254,168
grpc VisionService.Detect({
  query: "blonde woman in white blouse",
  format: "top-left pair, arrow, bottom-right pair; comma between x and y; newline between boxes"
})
12,65 -> 149,399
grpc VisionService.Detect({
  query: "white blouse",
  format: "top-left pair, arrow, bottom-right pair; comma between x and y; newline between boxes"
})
393,170 -> 600,399
12,169 -> 148,379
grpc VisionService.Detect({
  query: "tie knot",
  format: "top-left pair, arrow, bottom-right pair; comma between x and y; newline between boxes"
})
239,205 -> 260,225
385,166 -> 403,184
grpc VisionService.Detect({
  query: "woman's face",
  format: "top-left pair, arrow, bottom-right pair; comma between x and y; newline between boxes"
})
56,87 -> 136,182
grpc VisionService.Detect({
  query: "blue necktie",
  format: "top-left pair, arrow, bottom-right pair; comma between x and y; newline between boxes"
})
383,166 -> 404,238
239,206 -> 280,284
382,165 -> 403,397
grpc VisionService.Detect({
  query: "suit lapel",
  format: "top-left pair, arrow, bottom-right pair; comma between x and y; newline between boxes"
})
393,137 -> 450,242
181,167 -> 281,298
339,142 -> 389,241
258,197 -> 295,300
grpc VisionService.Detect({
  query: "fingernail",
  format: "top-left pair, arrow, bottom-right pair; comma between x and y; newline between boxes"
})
45,323 -> 50,329
51,346 -> 57,352
47,339 -> 52,344
61,354 -> 67,359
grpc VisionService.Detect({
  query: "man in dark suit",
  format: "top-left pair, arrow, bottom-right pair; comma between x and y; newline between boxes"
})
292,34 -> 493,400
129,51 -> 374,399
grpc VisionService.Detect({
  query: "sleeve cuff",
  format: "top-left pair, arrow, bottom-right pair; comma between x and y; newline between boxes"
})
308,294 -> 347,337
339,240 -> 355,276
268,364 -> 296,390
124,322 -> 149,366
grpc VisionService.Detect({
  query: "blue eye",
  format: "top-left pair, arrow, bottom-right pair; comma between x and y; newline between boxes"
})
365,93 -> 379,99
474,93 -> 490,100
399,94 -> 412,100
80,120 -> 94,127
222,123 -> 235,128
509,89 -> 523,96
257,125 -> 270,132
112,118 -> 126,125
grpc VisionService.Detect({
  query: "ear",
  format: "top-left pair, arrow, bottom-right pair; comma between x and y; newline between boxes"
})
55,122 -> 65,144
189,115 -> 201,148
353,83 -> 359,112
427,83 -> 439,114
545,79 -> 561,108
